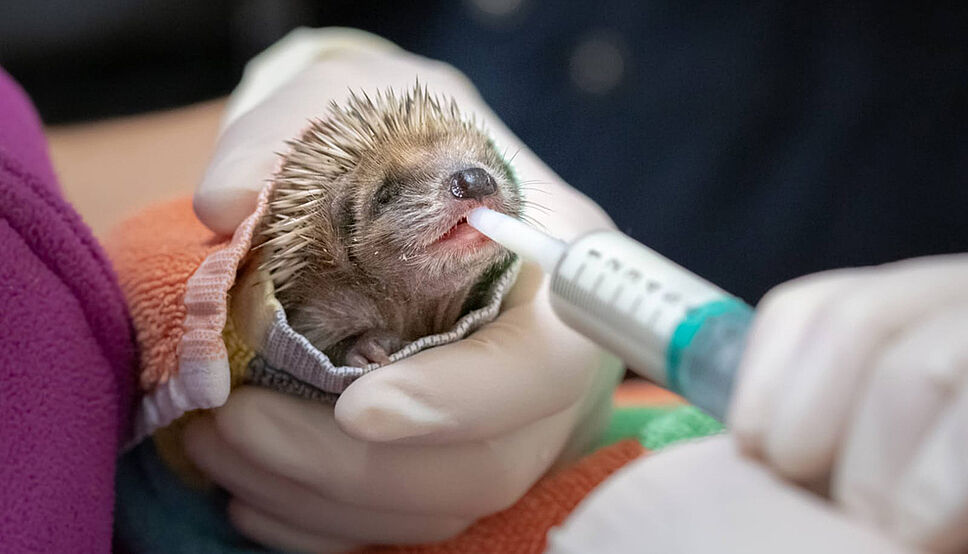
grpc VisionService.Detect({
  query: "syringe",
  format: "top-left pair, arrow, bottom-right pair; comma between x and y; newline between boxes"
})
468,207 -> 754,422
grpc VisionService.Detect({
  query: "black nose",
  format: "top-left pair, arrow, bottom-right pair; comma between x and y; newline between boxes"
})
448,168 -> 497,200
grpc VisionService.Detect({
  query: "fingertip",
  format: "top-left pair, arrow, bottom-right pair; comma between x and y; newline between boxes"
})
332,390 -> 397,441
769,445 -> 829,484
191,186 -> 222,233
193,184 -> 258,236
729,414 -> 764,457
335,376 -> 459,442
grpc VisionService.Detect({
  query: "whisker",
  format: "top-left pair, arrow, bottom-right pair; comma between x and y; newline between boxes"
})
518,214 -> 551,233
521,201 -> 553,216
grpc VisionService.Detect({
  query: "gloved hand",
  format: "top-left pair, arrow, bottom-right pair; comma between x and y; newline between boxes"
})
551,254 -> 968,553
547,436 -> 912,553
184,28 -> 623,553
730,254 -> 968,552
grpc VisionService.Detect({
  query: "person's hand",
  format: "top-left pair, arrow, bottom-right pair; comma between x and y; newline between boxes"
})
730,254 -> 968,552
552,254 -> 968,553
184,28 -> 623,552
547,436 -> 913,553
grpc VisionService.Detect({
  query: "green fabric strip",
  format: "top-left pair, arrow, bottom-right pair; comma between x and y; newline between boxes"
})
600,404 -> 724,451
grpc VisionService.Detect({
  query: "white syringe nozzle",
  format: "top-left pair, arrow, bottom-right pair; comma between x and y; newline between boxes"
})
467,208 -> 566,273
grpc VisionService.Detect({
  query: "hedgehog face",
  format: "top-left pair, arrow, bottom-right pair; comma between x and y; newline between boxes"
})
345,134 -> 521,292
261,85 -> 523,297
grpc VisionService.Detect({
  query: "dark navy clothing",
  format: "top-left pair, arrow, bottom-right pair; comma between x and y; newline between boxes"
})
3,1 -> 966,300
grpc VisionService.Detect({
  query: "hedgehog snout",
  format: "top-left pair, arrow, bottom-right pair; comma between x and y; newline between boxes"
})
448,168 -> 497,201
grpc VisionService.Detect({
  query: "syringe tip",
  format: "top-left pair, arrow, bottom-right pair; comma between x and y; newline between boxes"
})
466,206 -> 496,231
467,207 -> 566,274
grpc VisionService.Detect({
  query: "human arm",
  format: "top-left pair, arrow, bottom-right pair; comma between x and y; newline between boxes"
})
0,66 -> 136,553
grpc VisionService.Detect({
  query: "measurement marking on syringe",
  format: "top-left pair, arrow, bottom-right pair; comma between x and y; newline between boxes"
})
572,263 -> 587,283
591,273 -> 605,293
610,285 -> 625,305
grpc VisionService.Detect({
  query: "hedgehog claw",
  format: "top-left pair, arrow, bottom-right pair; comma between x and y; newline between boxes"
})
345,329 -> 405,367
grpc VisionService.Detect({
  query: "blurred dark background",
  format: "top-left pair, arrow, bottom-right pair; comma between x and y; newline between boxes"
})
2,1 -> 966,302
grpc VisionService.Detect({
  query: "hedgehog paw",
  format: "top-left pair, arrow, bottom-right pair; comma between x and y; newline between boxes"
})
344,329 -> 405,367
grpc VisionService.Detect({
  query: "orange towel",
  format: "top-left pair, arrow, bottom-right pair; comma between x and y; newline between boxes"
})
106,192 -> 272,442
103,197 -> 227,391
367,439 -> 647,554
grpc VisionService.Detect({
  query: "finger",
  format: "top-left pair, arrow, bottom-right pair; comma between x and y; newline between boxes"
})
833,304 -> 968,527
549,436 -> 913,554
197,387 -> 573,517
195,48 -> 457,236
729,271 -> 861,455
335,281 -> 620,443
194,92 -> 311,235
890,352 -> 968,552
185,415 -> 473,544
764,257 -> 968,481
195,47 -> 417,235
228,500 -> 360,554
197,40 -> 616,239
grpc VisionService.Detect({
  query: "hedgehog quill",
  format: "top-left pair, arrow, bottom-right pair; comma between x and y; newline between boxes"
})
257,85 -> 523,367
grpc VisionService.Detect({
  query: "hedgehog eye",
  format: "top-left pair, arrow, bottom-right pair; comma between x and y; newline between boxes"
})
375,178 -> 401,206
337,197 -> 357,239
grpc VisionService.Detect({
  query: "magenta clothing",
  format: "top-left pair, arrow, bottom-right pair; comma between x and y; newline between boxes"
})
0,67 -> 136,552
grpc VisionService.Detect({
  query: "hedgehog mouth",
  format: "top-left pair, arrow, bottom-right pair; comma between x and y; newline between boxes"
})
437,216 -> 468,241
430,213 -> 490,249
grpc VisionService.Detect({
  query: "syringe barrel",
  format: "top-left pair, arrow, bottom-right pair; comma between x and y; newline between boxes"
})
548,231 -> 754,421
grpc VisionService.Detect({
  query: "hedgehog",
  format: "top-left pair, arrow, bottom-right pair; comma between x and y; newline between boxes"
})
256,84 -> 524,367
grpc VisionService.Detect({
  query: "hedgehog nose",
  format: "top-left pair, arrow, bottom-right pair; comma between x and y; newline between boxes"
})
449,168 -> 497,201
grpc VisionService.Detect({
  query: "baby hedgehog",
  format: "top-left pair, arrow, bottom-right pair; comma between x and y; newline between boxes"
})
258,85 -> 523,367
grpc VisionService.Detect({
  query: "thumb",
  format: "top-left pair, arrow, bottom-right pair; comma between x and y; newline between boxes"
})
335,278 -> 620,444
194,73 -> 323,235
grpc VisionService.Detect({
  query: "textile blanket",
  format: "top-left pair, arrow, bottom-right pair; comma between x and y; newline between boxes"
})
105,196 -> 723,552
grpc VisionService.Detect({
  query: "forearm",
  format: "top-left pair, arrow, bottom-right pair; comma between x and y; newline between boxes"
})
47,98 -> 225,236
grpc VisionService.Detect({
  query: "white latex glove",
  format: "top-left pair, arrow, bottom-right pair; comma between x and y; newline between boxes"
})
184,28 -> 623,553
552,254 -> 968,554
730,254 -> 968,552
547,436 -> 913,553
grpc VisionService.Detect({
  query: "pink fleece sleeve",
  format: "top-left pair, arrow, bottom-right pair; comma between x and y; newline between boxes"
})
0,66 -> 136,553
